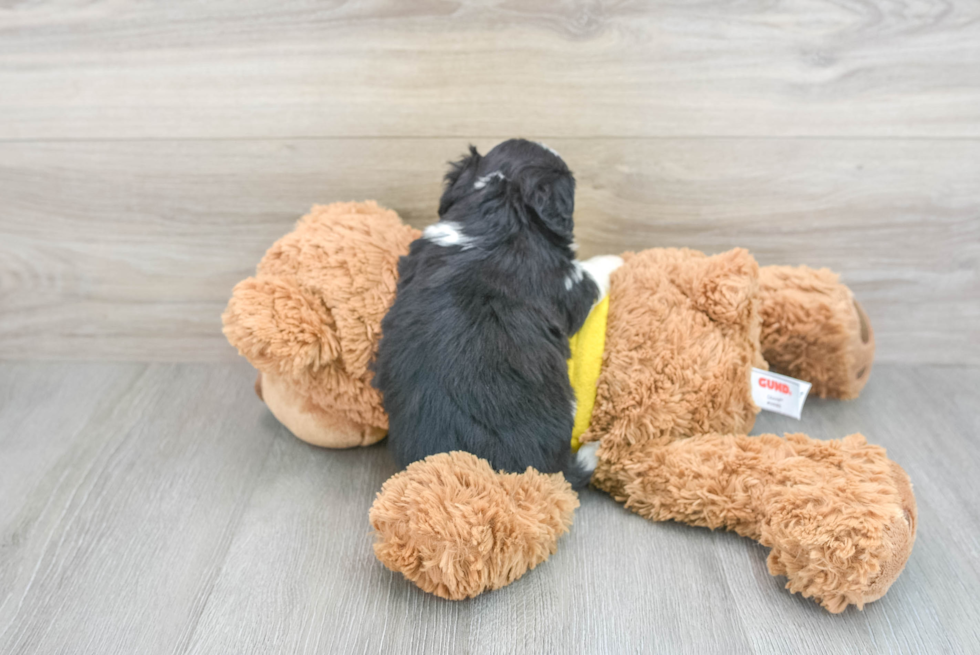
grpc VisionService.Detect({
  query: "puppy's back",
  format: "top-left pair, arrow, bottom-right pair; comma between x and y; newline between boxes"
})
373,140 -> 597,487
376,240 -> 562,454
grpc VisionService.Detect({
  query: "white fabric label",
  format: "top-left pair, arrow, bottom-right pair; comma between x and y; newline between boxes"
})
750,368 -> 812,420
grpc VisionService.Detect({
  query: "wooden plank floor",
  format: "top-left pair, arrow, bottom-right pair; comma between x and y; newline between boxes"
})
1,361 -> 977,654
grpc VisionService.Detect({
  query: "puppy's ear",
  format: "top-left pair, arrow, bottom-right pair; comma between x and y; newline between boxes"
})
438,145 -> 482,217
524,170 -> 575,240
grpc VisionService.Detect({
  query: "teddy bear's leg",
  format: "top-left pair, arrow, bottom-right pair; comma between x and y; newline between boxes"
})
758,265 -> 875,399
370,451 -> 579,600
594,431 -> 915,612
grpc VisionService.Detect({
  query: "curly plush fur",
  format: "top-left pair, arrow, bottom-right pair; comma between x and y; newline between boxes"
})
369,451 -> 578,600
591,430 -> 915,612
573,248 -> 913,612
580,247 -> 766,460
758,265 -> 876,399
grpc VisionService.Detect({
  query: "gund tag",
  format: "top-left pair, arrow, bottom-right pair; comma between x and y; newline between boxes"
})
751,368 -> 812,420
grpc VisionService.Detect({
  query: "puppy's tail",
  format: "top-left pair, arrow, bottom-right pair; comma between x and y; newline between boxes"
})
562,442 -> 599,489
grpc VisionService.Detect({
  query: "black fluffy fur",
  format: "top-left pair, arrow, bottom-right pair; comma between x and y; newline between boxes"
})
372,139 -> 598,488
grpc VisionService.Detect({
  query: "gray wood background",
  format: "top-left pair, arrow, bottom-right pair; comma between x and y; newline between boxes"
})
2,1 -> 979,654
0,0 -> 977,364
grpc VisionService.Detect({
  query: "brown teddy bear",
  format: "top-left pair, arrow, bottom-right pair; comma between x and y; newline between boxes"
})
223,201 -> 915,614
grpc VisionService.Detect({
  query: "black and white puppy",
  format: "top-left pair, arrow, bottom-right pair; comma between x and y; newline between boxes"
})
373,139 -> 600,488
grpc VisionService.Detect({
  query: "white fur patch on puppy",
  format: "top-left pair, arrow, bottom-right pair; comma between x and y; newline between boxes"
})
564,261 -> 585,291
576,441 -> 599,474
536,142 -> 561,158
423,222 -> 475,249
579,255 -> 624,299
473,171 -> 506,189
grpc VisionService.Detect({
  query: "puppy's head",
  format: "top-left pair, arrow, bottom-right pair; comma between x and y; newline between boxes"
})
438,139 -> 576,243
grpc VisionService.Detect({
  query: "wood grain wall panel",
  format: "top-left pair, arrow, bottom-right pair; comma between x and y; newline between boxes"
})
2,1 -> 979,139
1,138 -> 976,363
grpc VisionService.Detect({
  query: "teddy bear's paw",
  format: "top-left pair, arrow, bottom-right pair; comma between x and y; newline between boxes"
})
369,451 -> 579,600
761,436 -> 917,612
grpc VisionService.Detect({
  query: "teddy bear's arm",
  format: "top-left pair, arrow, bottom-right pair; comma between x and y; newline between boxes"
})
595,431 -> 916,613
